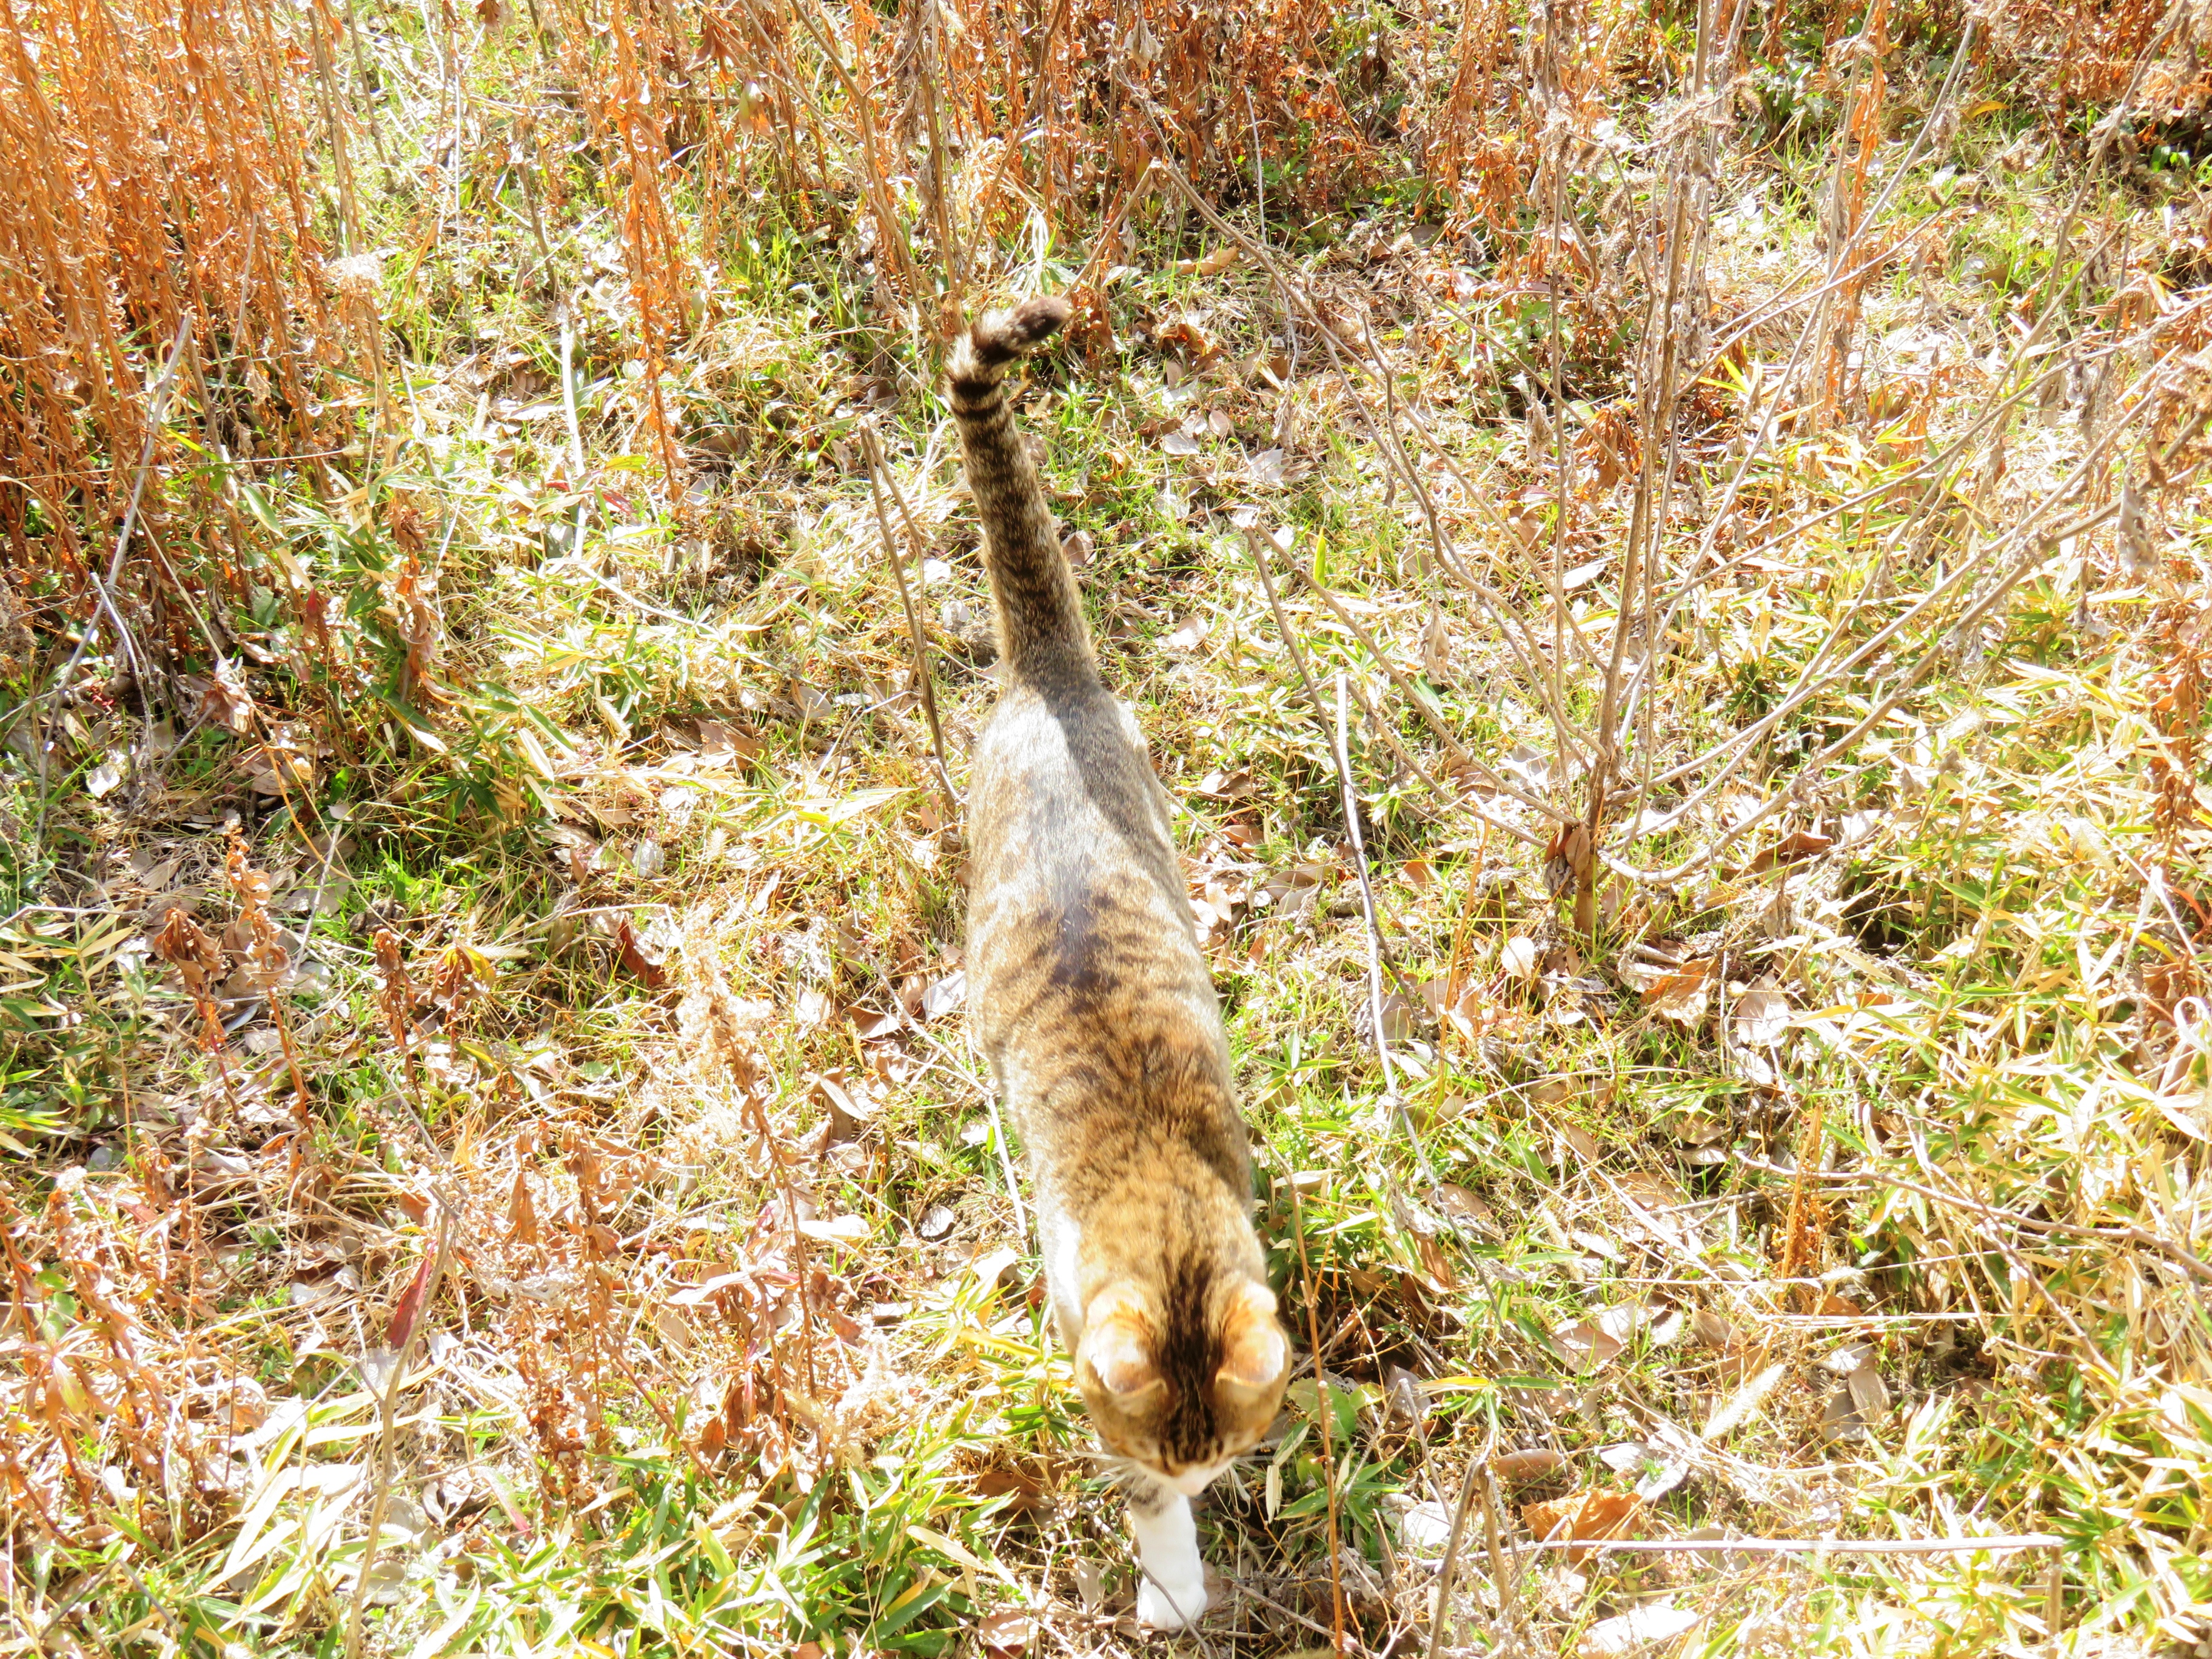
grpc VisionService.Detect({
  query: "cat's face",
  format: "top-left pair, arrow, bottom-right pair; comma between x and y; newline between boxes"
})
1075,1277 -> 1290,1494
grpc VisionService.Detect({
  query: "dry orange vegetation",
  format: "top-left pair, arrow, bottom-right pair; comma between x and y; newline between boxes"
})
3,1 -> 2210,1655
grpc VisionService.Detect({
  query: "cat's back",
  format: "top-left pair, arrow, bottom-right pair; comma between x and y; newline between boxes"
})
967,671 -> 1229,1116
968,669 -> 1193,980
944,294 -> 1235,1153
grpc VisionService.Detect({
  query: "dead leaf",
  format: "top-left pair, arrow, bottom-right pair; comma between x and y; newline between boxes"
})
968,1245 -> 1023,1294
1733,974 -> 1791,1047
1383,1365 -> 1430,1427
1751,825 -> 1834,873
1614,939 -> 1694,991
1820,1382 -> 1865,1442
506,1170 -> 538,1246
1499,934 -> 1540,982
1421,609 -> 1452,680
614,914 -> 670,989
669,1271 -> 750,1308
813,1073 -> 877,1143
1664,1109 -> 1732,1164
1689,1308 -> 1735,1350
980,1610 -> 1034,1657
1521,1490 -> 1644,1563
1848,1359 -> 1891,1416
1490,1448 -> 1567,1484
649,1304 -> 695,1352
1396,1499 -> 1455,1554
1817,1339 -> 1878,1381
1430,1182 -> 1496,1232
848,1004 -> 902,1041
1817,1343 -> 1889,1441
1426,978 -> 1489,1045
385,1248 -> 437,1352
1601,1431 -> 1692,1501
1552,1302 -> 1644,1370
197,660 -> 256,734
1643,960 -> 1715,1027
694,719 -> 762,765
1152,318 -> 1224,366
919,971 -> 965,1021
1413,1234 -> 1458,1290
1372,993 -> 1417,1044
1615,1171 -> 1685,1212
1529,1074 -> 1574,1108
975,1468 -> 1048,1515
691,1375 -> 732,1454
1195,244 -> 1239,276
1244,447 -> 1288,488
1584,1602 -> 1698,1654
1071,1560 -> 1106,1610
797,1215 -> 870,1244
1164,614 -> 1209,652
1569,1228 -> 1620,1261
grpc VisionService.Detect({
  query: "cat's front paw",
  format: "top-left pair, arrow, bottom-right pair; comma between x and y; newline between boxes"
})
1136,1576 -> 1209,1631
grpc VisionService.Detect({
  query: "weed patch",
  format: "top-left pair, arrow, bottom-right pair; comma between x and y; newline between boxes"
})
5,1 -> 2212,1655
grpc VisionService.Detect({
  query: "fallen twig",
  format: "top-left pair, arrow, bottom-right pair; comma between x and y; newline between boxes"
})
1523,1532 -> 2062,1557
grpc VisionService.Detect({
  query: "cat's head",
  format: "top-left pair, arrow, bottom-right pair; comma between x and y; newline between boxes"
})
1074,1276 -> 1290,1495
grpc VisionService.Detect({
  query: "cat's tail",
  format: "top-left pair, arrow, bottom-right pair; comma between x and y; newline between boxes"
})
945,296 -> 1091,678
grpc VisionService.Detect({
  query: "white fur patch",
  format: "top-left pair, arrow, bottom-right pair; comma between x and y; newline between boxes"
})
1168,1460 -> 1230,1497
1050,1219 -> 1081,1318
1130,1490 -> 1207,1629
1036,1208 -> 1083,1341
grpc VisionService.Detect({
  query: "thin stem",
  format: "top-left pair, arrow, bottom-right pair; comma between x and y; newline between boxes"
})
862,427 -> 959,823
1330,673 -> 1444,1192
1287,1178 -> 1346,1657
343,1205 -> 455,1659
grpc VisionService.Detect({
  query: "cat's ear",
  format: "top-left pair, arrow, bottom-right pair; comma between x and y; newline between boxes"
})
1215,1280 -> 1289,1395
1078,1285 -> 1162,1398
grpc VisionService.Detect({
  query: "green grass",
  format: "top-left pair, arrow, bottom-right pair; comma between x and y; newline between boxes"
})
8,1 -> 2212,1655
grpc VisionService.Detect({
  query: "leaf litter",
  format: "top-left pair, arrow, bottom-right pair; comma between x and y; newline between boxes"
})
6,1 -> 2212,1655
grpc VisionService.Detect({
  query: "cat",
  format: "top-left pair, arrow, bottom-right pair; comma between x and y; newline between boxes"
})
947,295 -> 1292,1631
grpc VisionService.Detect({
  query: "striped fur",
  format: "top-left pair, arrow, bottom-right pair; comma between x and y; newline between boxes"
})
951,297 -> 1289,1629
944,297 -> 1090,677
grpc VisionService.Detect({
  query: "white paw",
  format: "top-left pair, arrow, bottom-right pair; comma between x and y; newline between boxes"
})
1136,1577 -> 1208,1631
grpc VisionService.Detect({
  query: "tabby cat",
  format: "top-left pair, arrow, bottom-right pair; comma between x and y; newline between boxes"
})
948,297 -> 1291,1630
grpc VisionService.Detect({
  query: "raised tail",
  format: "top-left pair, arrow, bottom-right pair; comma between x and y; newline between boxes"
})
945,297 -> 1092,679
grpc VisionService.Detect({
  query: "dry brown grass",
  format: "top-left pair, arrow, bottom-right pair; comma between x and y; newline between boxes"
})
4,1 -> 2212,1656
0,0 -> 342,591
